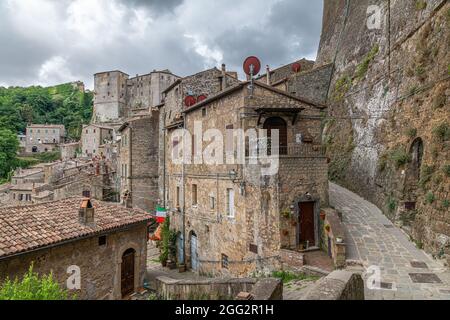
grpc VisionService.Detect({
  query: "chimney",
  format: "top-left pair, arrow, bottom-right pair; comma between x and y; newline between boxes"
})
266,65 -> 271,85
79,198 -> 95,225
221,63 -> 227,90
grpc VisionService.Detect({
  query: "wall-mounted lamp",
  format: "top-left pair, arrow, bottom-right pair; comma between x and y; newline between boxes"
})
229,169 -> 238,183
305,192 -> 312,200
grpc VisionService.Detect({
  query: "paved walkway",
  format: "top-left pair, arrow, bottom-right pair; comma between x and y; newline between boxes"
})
330,182 -> 450,300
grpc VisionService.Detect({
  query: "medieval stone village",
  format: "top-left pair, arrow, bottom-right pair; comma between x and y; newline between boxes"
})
0,0 -> 449,302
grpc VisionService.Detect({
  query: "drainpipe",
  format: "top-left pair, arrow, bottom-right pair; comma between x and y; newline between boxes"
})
162,113 -> 166,208
181,117 -> 186,266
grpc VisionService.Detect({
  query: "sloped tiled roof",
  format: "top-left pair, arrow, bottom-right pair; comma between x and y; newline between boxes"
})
0,197 -> 152,259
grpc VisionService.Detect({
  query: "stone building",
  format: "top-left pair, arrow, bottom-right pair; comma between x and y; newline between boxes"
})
9,168 -> 45,205
25,124 -> 66,153
158,65 -> 241,202
164,80 -> 328,277
256,59 -> 314,86
81,124 -> 114,158
60,142 -> 80,160
0,197 -> 151,299
118,111 -> 159,212
93,69 -> 180,123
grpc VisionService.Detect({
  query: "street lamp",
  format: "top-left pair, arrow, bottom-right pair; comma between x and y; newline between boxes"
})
229,169 -> 238,182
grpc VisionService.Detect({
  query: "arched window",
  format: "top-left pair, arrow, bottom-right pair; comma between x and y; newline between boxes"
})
263,117 -> 288,155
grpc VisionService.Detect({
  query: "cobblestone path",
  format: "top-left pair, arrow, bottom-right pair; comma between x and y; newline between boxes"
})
330,182 -> 450,300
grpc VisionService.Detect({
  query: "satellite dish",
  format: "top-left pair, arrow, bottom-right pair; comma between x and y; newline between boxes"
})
184,95 -> 196,107
243,56 -> 261,76
292,62 -> 301,73
197,94 -> 207,102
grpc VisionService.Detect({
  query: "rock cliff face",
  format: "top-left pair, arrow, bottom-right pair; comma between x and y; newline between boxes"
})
316,0 -> 449,260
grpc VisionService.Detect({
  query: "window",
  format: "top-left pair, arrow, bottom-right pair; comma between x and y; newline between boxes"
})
192,184 -> 198,206
226,188 -> 235,218
202,107 -> 207,117
82,190 -> 91,198
221,254 -> 229,269
176,186 -> 181,207
18,194 -> 23,201
98,236 -> 107,246
210,196 -> 215,210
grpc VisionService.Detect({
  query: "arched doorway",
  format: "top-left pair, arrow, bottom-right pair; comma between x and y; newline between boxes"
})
263,117 -> 288,155
190,232 -> 198,271
32,146 -> 38,153
121,248 -> 135,298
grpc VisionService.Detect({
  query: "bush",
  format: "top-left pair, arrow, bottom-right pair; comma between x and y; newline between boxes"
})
0,264 -> 72,300
416,0 -> 427,10
443,164 -> 450,177
390,148 -> 411,169
419,165 -> 435,188
442,200 -> 450,209
433,123 -> 450,142
406,128 -> 417,139
387,197 -> 397,213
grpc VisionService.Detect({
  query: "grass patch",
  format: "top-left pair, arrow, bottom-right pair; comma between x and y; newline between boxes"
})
355,44 -> 379,81
272,271 -> 320,284
332,75 -> 352,102
425,192 -> 435,204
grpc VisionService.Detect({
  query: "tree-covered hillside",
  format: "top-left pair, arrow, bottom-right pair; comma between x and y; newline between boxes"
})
0,82 -> 93,140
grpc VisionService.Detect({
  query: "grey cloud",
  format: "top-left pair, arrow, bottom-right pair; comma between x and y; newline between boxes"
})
120,0 -> 184,12
0,0 -> 323,88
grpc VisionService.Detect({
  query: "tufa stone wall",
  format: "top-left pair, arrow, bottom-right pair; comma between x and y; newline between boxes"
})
318,0 -> 449,258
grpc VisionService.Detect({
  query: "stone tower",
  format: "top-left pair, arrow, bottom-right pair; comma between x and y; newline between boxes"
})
93,70 -> 129,123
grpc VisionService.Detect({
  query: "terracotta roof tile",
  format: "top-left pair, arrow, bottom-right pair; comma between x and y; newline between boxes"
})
0,197 -> 152,259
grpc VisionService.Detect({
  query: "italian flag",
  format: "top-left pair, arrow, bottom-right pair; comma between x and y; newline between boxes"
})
156,206 -> 167,223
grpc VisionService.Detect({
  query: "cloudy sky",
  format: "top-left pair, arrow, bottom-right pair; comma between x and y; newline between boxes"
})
0,0 -> 323,89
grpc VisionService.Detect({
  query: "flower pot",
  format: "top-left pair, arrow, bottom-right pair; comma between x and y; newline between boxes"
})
161,260 -> 167,267
168,261 -> 177,270
178,264 -> 187,273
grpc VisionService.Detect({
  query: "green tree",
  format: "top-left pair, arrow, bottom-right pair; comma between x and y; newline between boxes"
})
0,128 -> 19,181
0,264 -> 72,300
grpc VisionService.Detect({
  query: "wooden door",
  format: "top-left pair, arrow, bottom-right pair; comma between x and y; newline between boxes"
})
299,202 -> 315,247
121,248 -> 135,298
